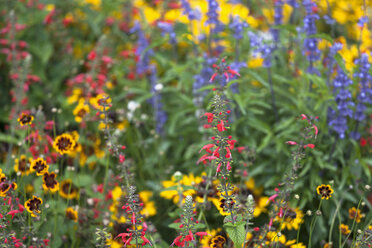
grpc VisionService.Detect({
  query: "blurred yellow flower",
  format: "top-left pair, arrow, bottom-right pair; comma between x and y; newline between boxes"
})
85,0 -> 101,8
248,57 -> 264,68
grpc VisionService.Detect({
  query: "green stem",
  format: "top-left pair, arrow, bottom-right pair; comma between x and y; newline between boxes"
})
341,197 -> 363,248
308,199 -> 323,247
329,197 -> 343,243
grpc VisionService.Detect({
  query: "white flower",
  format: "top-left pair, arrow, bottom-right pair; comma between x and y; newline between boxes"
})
154,83 -> 163,91
128,101 -> 140,112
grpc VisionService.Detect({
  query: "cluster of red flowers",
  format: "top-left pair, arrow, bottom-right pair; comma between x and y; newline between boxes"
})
171,231 -> 208,247
0,13 -> 40,120
115,187 -> 152,247
66,43 -> 113,99
0,190 -> 49,247
209,58 -> 240,83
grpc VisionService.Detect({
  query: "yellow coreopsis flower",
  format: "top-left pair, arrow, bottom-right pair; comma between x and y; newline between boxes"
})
73,100 -> 90,123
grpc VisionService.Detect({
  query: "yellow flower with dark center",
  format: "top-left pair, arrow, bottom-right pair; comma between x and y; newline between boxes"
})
66,207 -> 78,222
14,155 -> 32,175
316,184 -> 334,200
340,224 -> 351,235
349,207 -> 363,223
73,101 -> 90,123
53,133 -> 76,155
24,195 -> 43,217
59,179 -> 79,199
213,197 -> 235,216
275,207 -> 304,231
89,93 -> 111,111
210,235 -> 226,248
30,158 -> 49,176
42,172 -> 59,193
200,228 -> 222,247
0,176 -> 17,197
17,113 -> 34,126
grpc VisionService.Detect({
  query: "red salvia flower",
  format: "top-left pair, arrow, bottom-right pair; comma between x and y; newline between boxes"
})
204,112 -> 214,123
217,120 -> 226,132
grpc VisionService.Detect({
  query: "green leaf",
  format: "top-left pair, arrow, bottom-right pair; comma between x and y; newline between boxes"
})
274,24 -> 298,35
246,70 -> 269,88
75,174 -> 93,187
223,219 -> 246,248
194,223 -> 206,229
232,94 -> 246,115
29,41 -> 53,65
257,133 -> 272,152
334,54 -> 349,75
0,133 -> 19,144
168,223 -> 182,230
309,33 -> 334,43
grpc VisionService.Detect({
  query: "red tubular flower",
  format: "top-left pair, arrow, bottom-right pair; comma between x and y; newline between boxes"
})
195,232 -> 209,240
116,233 -> 131,243
268,218 -> 273,230
203,124 -> 212,129
7,210 -> 19,219
212,147 -> 220,157
278,207 -> 283,218
217,120 -> 226,132
171,235 -> 184,247
18,204 -> 24,212
131,212 -> 136,224
227,139 -> 237,149
286,141 -> 297,145
199,144 -> 215,153
224,72 -> 229,82
313,124 -> 318,138
237,146 -> 245,153
226,161 -> 232,171
301,114 -> 307,120
225,147 -> 231,159
142,222 -> 148,232
304,144 -> 315,149
216,163 -> 221,174
204,112 -> 214,123
267,193 -> 279,203
197,155 -> 217,165
227,68 -> 240,77
186,230 -> 194,241
141,236 -> 152,246
125,236 -> 133,246
209,72 -> 218,83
